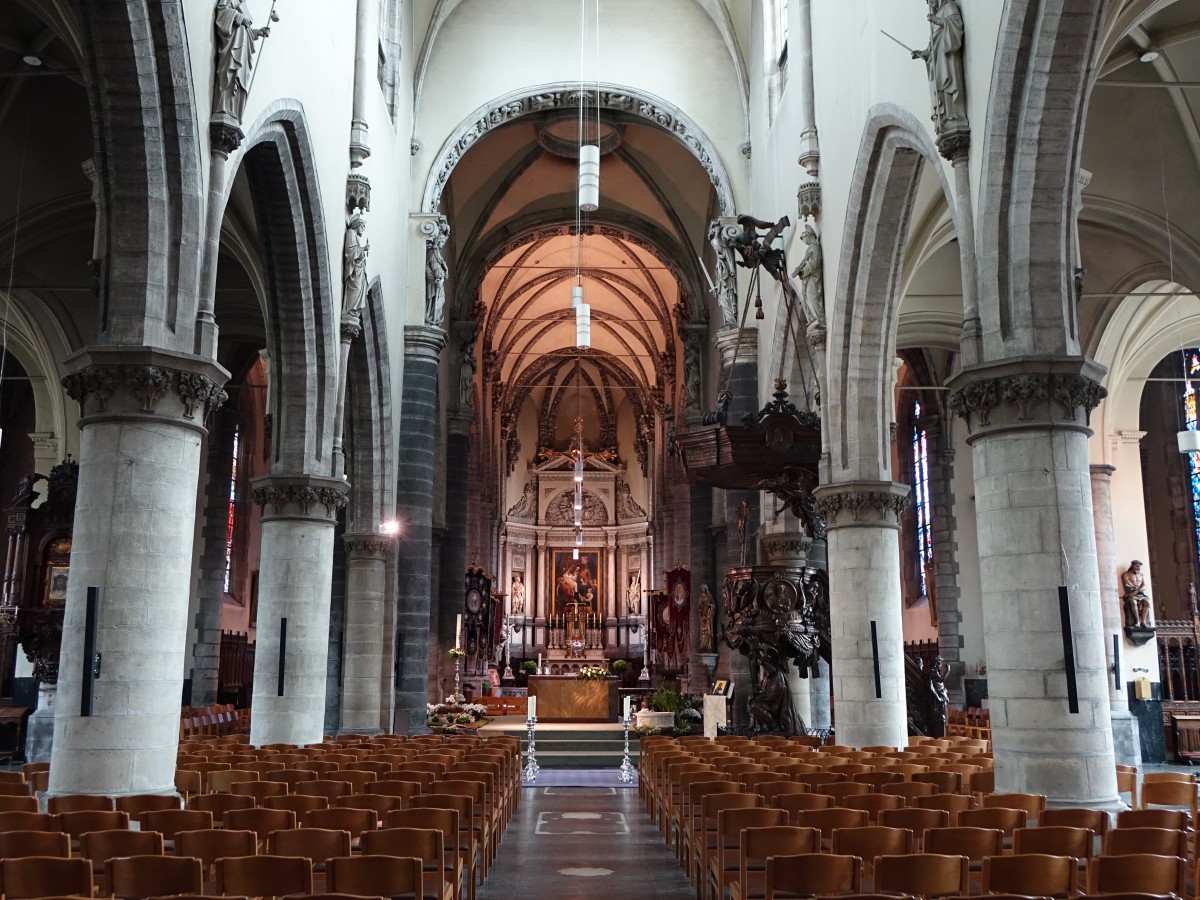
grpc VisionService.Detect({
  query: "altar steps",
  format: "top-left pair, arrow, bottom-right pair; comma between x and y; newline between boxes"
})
525,726 -> 640,769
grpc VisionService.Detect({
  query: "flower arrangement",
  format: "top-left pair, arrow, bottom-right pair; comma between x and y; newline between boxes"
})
426,700 -> 488,730
633,723 -> 662,736
576,665 -> 610,680
447,647 -> 467,660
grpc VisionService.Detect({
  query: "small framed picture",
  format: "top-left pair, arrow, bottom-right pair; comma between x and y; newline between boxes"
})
46,565 -> 69,603
711,679 -> 728,696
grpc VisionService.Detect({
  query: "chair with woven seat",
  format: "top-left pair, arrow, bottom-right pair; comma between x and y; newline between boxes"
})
47,794 -> 115,814
0,856 -> 93,899
763,852 -> 861,899
141,808 -> 213,849
327,854 -> 422,899
80,828 -> 164,894
874,853 -> 969,899
362,827 -> 453,900
981,852 -> 1075,897
727,826 -> 820,900
1088,854 -> 1187,897
108,854 -> 203,899
704,807 -> 787,900
216,854 -> 313,897
114,793 -> 181,824
175,828 -> 258,884
0,829 -> 70,858
226,806 -> 297,847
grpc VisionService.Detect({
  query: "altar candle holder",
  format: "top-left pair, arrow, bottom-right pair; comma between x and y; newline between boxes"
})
522,714 -> 540,783
453,656 -> 462,703
617,712 -> 635,784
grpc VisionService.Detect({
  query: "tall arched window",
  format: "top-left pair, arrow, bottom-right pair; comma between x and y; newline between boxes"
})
764,0 -> 789,123
1182,349 -> 1200,571
223,424 -> 240,594
378,0 -> 403,121
911,400 -> 934,597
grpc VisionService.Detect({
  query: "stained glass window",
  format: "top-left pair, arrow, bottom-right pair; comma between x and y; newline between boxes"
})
912,400 -> 934,596
1183,351 -> 1200,573
223,424 -> 239,594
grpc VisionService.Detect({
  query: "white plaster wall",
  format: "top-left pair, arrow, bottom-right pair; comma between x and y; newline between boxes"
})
1108,435 -> 1161,682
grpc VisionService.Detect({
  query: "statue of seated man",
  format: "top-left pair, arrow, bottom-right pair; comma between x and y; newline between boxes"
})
1121,559 -> 1152,628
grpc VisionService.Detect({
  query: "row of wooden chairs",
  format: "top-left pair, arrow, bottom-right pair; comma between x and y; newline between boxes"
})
945,706 -> 991,742
179,704 -> 248,740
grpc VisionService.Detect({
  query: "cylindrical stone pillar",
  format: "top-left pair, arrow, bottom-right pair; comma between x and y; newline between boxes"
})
394,326 -> 446,733
52,348 -> 228,796
439,411 -> 472,653
339,533 -> 391,734
249,475 -> 348,747
814,481 -> 911,749
1090,464 -> 1140,764
949,360 -> 1120,808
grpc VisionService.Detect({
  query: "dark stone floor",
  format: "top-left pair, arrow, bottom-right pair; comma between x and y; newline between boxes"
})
479,785 -> 696,899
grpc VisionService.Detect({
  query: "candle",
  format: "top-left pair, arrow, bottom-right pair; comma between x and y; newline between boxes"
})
455,614 -> 462,650
623,696 -> 631,720
528,695 -> 537,719
537,652 -> 542,673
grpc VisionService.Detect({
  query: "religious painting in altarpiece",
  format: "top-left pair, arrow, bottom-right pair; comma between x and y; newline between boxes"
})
551,549 -> 601,616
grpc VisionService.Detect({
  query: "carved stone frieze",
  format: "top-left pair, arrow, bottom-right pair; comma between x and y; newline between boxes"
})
948,371 -> 1107,431
346,172 -> 371,213
813,484 -> 910,528
797,180 -> 822,220
63,360 -> 228,424
341,317 -> 363,342
342,535 -> 393,557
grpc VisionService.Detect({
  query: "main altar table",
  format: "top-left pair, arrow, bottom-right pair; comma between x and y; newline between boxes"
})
527,676 -> 618,722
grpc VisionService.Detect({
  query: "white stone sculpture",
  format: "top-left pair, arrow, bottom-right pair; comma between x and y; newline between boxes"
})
424,219 -> 450,326
791,224 -> 824,328
708,219 -> 739,327
341,213 -> 369,317
213,0 -> 273,125
913,0 -> 968,134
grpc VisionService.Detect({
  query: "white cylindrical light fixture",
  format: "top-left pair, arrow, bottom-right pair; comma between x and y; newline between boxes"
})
572,285 -> 584,309
578,144 -> 600,211
575,527 -> 584,546
575,302 -> 591,348
573,547 -> 580,560
1179,430 -> 1200,453
574,456 -> 584,483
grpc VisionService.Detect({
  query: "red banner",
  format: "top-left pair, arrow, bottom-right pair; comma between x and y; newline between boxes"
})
652,566 -> 691,672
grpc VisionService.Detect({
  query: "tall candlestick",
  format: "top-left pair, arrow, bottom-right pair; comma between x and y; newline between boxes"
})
623,696 -> 631,720
528,695 -> 537,719
537,652 -> 542,673
455,614 -> 462,650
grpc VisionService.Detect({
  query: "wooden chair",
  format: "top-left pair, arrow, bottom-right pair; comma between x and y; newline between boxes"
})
175,828 -> 258,883
269,827 -> 352,887
373,780 -> 426,804
47,794 -> 115,814
141,808 -> 213,849
334,792 -> 404,823
727,826 -> 820,900
704,807 -> 787,900
0,856 -> 93,899
854,771 -> 904,789
174,770 -> 203,800
0,830 -> 70,858
297,779 -> 354,802
913,771 -> 962,794
982,852 -> 1075,897
361,827 -> 453,900
881,781 -> 939,802
327,854 -> 422,899
688,792 -> 762,890
225,806 -> 297,846
1139,779 -> 1198,824
914,793 -> 975,824
305,805 -> 377,843
0,795 -> 38,813
983,792 -> 1046,824
266,769 -> 317,788
758,782 -> 810,807
264,794 -> 329,817
216,854 -> 313,898
207,768 -> 260,793
114,793 -> 181,824
844,793 -> 905,824
795,806 -> 869,845
677,780 -> 741,861
79,828 -> 164,894
922,826 -> 1004,869
879,808 -> 950,847
409,795 -> 477,900
795,772 -> 848,790
1115,765 -> 1138,809
108,854 -> 203,899
57,809 -> 129,850
1115,808 -> 1188,831
832,826 -> 914,887
1040,808 -> 1110,845
958,806 -> 1027,840
824,781 -> 874,804
1013,825 -> 1093,862
873,853 -> 969,899
1103,827 -> 1188,858
231,779 -> 289,802
775,792 -> 834,824
187,791 -> 255,826
385,808 -> 463,900
1087,854 -> 1187,897
763,852 -> 861,899
335,769 -> 379,793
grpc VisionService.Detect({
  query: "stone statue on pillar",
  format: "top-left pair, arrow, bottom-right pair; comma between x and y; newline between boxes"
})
341,212 -> 369,318
1121,560 -> 1151,628
510,574 -> 526,616
683,338 -> 702,414
458,331 -> 477,409
697,584 -> 715,651
424,219 -> 450,326
212,0 -> 275,125
708,219 -> 740,327
912,0 -> 969,157
791,224 -> 825,329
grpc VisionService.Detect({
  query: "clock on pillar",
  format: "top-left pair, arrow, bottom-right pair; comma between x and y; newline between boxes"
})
463,565 -> 497,677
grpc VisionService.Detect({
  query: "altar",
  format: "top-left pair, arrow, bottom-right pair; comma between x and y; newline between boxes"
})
527,675 -> 618,722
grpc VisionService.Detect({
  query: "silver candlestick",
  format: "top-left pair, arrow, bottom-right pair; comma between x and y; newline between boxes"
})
453,656 -> 462,702
617,714 -> 635,783
522,714 -> 540,782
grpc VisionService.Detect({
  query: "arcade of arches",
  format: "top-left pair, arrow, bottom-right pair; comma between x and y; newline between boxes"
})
4,0 -> 1200,820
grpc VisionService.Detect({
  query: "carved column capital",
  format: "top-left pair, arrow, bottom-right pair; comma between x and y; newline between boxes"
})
342,532 -> 394,559
813,481 -> 910,529
713,327 -> 758,369
947,357 -> 1107,442
403,325 -> 448,363
62,347 -> 230,433
340,314 -> 363,342
251,474 -> 349,524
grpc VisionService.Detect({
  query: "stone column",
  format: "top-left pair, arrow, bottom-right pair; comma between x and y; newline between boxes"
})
689,485 -> 716,687
949,359 -> 1119,808
51,348 -> 227,796
248,475 -> 348,747
438,411 -> 472,652
1090,463 -> 1141,764
814,482 -> 911,749
393,326 -> 446,733
339,533 -> 391,735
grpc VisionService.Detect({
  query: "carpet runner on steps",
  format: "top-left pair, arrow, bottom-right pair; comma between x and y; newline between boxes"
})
479,717 -> 642,770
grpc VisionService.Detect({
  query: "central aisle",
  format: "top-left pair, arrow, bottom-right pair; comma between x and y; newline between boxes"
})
479,783 -> 696,899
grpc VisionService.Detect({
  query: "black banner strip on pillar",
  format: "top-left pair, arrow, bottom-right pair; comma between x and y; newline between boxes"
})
277,617 -> 287,697
870,620 -> 882,699
1059,586 -> 1079,714
1113,633 -> 1121,692
81,587 -> 99,717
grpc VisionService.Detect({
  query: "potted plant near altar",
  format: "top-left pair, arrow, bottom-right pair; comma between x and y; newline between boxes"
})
635,684 -> 680,731
520,659 -> 537,686
610,659 -> 629,684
